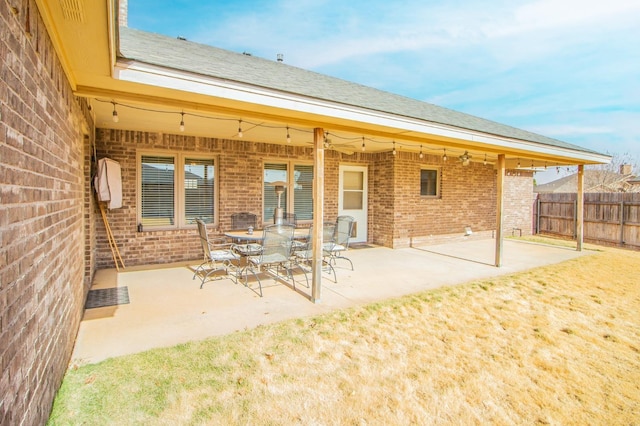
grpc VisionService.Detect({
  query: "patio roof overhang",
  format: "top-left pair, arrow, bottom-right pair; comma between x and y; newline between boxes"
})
36,0 -> 610,170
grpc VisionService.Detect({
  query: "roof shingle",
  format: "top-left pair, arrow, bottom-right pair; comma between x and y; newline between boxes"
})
118,26 -> 601,155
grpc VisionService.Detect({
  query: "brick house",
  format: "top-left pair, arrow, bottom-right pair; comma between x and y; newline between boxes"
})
0,0 -> 609,424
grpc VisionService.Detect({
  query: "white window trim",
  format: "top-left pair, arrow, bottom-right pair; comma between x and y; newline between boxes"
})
137,149 -> 219,230
262,160 -> 314,226
420,166 -> 441,198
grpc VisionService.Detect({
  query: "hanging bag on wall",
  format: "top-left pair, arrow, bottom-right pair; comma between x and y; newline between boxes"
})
94,158 -> 122,209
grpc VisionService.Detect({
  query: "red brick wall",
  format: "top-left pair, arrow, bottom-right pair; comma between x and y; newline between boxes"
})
94,130 -> 353,267
0,1 -> 93,424
370,153 -> 395,247
391,152 -> 499,247
94,130 -> 534,264
504,170 -> 534,235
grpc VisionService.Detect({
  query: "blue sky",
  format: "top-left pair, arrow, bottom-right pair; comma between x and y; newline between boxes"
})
128,0 -> 639,183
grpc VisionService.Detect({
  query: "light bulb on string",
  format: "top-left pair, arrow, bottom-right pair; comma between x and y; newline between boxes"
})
483,154 -> 487,166
111,102 -> 119,123
443,149 -> 447,162
237,120 -> 243,138
419,145 -> 423,159
361,137 -> 365,152
179,112 -> 185,132
286,126 -> 291,143
392,141 -> 396,156
517,158 -> 521,168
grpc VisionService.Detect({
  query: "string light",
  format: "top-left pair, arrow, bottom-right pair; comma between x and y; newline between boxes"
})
111,101 -> 119,123
99,100 -> 534,165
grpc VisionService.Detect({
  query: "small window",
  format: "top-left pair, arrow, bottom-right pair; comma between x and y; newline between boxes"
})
420,168 -> 440,197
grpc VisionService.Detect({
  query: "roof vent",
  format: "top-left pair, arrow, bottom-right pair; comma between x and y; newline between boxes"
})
242,52 -> 252,56
277,53 -> 284,62
60,0 -> 85,22
177,36 -> 187,41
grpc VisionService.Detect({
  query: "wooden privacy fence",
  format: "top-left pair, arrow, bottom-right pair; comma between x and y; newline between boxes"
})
534,193 -> 640,249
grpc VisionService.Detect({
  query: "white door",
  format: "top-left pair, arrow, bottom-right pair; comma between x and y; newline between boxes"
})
338,165 -> 368,243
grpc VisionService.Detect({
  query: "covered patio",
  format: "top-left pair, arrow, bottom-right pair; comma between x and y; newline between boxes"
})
72,238 -> 590,364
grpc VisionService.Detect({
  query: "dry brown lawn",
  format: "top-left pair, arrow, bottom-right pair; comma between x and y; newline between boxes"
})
50,243 -> 640,425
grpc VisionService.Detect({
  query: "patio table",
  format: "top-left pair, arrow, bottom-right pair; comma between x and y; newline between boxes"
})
224,228 -> 309,241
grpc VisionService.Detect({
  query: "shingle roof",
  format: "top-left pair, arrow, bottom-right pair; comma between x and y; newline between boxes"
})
118,26 -> 600,156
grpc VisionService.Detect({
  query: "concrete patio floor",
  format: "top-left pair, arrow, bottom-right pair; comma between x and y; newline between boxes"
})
72,238 -> 590,364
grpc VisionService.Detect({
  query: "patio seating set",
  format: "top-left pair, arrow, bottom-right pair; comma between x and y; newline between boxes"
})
193,213 -> 355,296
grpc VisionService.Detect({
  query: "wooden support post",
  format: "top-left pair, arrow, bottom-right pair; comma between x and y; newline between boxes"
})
576,165 -> 584,251
495,154 -> 505,267
311,127 -> 324,303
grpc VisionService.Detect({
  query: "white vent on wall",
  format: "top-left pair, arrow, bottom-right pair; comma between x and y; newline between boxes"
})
60,0 -> 85,22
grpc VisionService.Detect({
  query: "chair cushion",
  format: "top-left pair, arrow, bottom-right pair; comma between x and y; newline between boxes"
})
210,250 -> 239,261
249,253 -> 288,265
233,243 -> 263,256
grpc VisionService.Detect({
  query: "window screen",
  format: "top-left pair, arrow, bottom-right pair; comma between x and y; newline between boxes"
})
141,155 -> 175,226
293,164 -> 313,220
184,158 -> 214,224
264,163 -> 288,222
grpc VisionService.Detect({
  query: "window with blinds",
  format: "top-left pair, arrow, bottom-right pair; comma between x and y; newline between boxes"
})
184,158 -> 214,224
263,162 -> 313,223
141,155 -> 175,226
294,164 -> 313,220
264,163 -> 287,222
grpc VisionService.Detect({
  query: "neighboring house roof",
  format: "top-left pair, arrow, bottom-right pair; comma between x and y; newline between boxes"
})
118,27 -> 600,157
535,170 -> 640,193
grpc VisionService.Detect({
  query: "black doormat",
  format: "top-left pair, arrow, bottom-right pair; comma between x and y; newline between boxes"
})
85,287 -> 130,309
349,244 -> 375,250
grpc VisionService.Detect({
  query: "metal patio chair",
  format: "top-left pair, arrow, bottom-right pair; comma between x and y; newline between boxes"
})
231,212 -> 257,230
230,212 -> 262,257
327,215 -> 355,270
193,218 -> 239,288
243,224 -> 298,296
294,222 -> 337,283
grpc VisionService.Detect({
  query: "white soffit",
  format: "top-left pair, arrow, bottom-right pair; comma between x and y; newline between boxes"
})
114,60 -> 609,164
